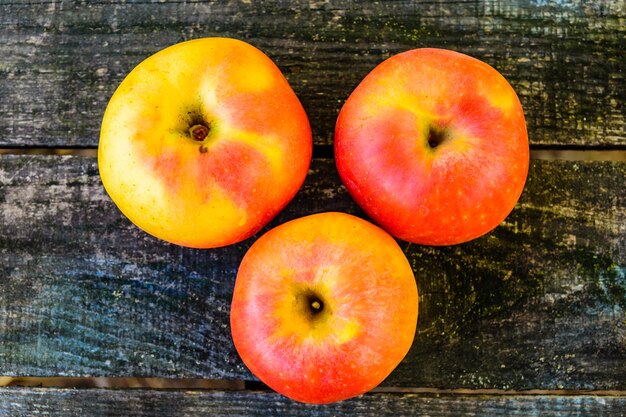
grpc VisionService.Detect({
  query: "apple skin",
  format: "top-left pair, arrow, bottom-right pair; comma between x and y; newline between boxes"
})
230,212 -> 418,404
335,48 -> 529,245
99,38 -> 312,248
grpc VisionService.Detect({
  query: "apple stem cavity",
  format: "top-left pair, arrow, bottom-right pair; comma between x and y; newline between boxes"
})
190,124 -> 210,142
427,125 -> 448,150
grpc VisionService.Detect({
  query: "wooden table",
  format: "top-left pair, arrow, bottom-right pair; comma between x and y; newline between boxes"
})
1,1 -> 625,415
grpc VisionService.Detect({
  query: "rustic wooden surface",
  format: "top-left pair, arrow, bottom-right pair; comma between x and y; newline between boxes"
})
0,155 -> 624,390
1,0 -> 624,148
2,0 -> 626,413
0,388 -> 625,416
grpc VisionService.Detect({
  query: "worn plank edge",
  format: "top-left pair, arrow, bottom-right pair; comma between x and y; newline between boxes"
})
5,376 -> 626,396
0,387 -> 625,417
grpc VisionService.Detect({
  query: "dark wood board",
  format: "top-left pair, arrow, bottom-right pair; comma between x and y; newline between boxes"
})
0,1 -> 624,148
0,388 -> 625,417
0,155 -> 625,390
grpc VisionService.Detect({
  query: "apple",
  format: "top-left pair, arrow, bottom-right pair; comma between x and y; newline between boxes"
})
335,48 -> 529,245
230,212 -> 418,404
99,38 -> 312,248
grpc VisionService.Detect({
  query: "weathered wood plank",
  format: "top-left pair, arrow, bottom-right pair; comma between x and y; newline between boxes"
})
0,1 -> 624,147
0,388 -> 625,416
0,155 -> 624,389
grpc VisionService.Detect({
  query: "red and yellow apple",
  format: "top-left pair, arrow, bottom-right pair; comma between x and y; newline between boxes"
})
335,48 -> 529,245
99,38 -> 312,248
230,212 -> 418,404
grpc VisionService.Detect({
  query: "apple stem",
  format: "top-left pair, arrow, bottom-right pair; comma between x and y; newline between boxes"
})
190,124 -> 209,142
307,295 -> 324,314
301,292 -> 325,316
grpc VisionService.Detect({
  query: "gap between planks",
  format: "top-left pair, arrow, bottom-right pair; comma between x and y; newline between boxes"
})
1,377 -> 626,398
1,147 -> 626,161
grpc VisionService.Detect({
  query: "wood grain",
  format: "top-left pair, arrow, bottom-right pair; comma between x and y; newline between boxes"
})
0,388 -> 625,416
0,155 -> 624,390
0,1 -> 624,147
